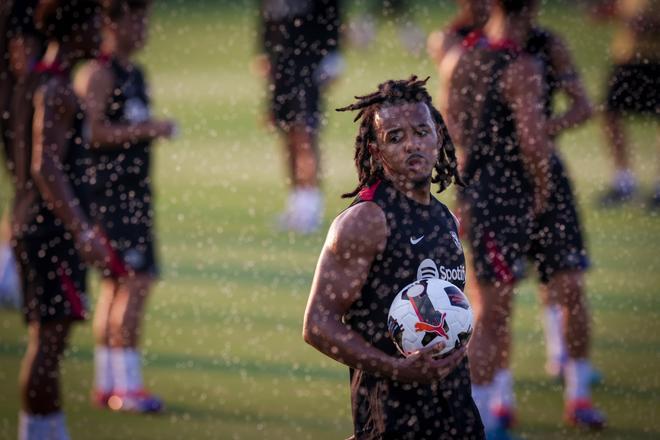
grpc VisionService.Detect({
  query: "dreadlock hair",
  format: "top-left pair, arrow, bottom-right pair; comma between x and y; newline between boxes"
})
336,75 -> 465,199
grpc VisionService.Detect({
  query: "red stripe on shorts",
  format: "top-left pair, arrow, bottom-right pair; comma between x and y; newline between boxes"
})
484,232 -> 515,285
59,265 -> 85,320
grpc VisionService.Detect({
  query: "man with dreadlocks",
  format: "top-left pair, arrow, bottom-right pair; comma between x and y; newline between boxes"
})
303,76 -> 484,439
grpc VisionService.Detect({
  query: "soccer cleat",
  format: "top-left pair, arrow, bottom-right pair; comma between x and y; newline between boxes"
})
106,390 -> 164,414
597,186 -> 635,208
492,405 -> 517,431
564,399 -> 606,430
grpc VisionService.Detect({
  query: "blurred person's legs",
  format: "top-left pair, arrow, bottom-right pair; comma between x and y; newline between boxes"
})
91,219 -> 162,412
600,63 -> 660,207
272,56 -> 325,234
280,123 -> 323,233
19,320 -> 72,440
601,109 -> 636,205
545,270 -> 605,429
94,274 -> 161,412
469,280 -> 516,437
15,236 -> 87,440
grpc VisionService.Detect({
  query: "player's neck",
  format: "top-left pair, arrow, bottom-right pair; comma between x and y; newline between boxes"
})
388,176 -> 431,206
41,42 -> 77,73
484,13 -> 529,46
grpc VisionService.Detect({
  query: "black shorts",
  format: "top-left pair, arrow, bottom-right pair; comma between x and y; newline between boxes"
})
269,54 -> 322,130
90,188 -> 159,279
13,234 -> 88,323
605,62 -> 660,116
466,155 -> 589,284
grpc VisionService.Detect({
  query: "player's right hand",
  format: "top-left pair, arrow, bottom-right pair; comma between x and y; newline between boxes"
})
392,344 -> 467,384
75,227 -> 111,269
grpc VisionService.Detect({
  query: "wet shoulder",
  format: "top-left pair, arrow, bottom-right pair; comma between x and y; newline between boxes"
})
330,201 -> 388,257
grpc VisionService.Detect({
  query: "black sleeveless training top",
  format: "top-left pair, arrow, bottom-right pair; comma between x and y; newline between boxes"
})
89,56 -> 152,200
343,180 -> 483,439
11,63 -> 91,240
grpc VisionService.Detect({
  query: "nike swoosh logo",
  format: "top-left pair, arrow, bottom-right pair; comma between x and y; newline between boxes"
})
410,235 -> 424,245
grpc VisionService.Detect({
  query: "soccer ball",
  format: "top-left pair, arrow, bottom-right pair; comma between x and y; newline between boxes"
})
387,277 -> 473,357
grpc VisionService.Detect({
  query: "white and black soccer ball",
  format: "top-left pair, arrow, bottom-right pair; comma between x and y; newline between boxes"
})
387,274 -> 473,357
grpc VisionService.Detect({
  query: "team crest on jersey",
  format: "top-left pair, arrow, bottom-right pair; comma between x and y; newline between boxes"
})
450,231 -> 462,251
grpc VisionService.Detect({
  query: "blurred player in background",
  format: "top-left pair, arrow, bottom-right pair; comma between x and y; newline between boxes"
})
258,0 -> 342,234
598,0 -> 660,208
75,0 -> 176,413
443,0 -> 605,436
304,76 -> 484,439
9,1 -> 107,438
0,0 -> 44,310
429,0 -> 599,422
347,0 -> 426,55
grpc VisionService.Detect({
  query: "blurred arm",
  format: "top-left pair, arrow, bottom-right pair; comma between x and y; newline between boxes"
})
503,56 -> 553,215
546,35 -> 593,137
75,61 -> 172,149
31,83 -> 91,237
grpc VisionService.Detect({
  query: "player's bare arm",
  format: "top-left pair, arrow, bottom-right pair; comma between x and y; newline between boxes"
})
303,202 -> 466,384
503,56 -> 553,215
546,34 -> 593,137
31,80 -> 108,267
75,61 -> 175,147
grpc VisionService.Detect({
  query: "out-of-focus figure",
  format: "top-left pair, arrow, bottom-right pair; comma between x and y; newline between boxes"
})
10,1 -> 107,438
598,0 -> 660,209
75,0 -> 176,414
347,0 -> 426,55
258,0 -> 343,234
0,0 -> 45,311
442,0 -> 606,436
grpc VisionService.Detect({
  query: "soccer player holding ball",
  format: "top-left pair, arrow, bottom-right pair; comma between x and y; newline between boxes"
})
303,77 -> 484,439
75,0 -> 176,413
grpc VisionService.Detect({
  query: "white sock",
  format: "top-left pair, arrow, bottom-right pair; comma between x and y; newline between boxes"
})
110,348 -> 143,394
543,305 -> 566,373
613,169 -> 636,193
94,346 -> 113,393
472,382 -> 496,431
565,358 -> 592,402
19,411 -> 70,440
491,369 -> 515,411
289,187 -> 323,231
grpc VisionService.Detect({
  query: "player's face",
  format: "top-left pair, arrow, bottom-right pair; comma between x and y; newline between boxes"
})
372,102 -> 440,188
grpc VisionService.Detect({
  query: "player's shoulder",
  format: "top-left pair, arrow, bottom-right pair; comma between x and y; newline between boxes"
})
74,59 -> 114,94
327,201 -> 388,254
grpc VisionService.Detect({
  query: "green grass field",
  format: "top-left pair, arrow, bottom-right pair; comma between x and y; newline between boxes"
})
1,2 -> 660,439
